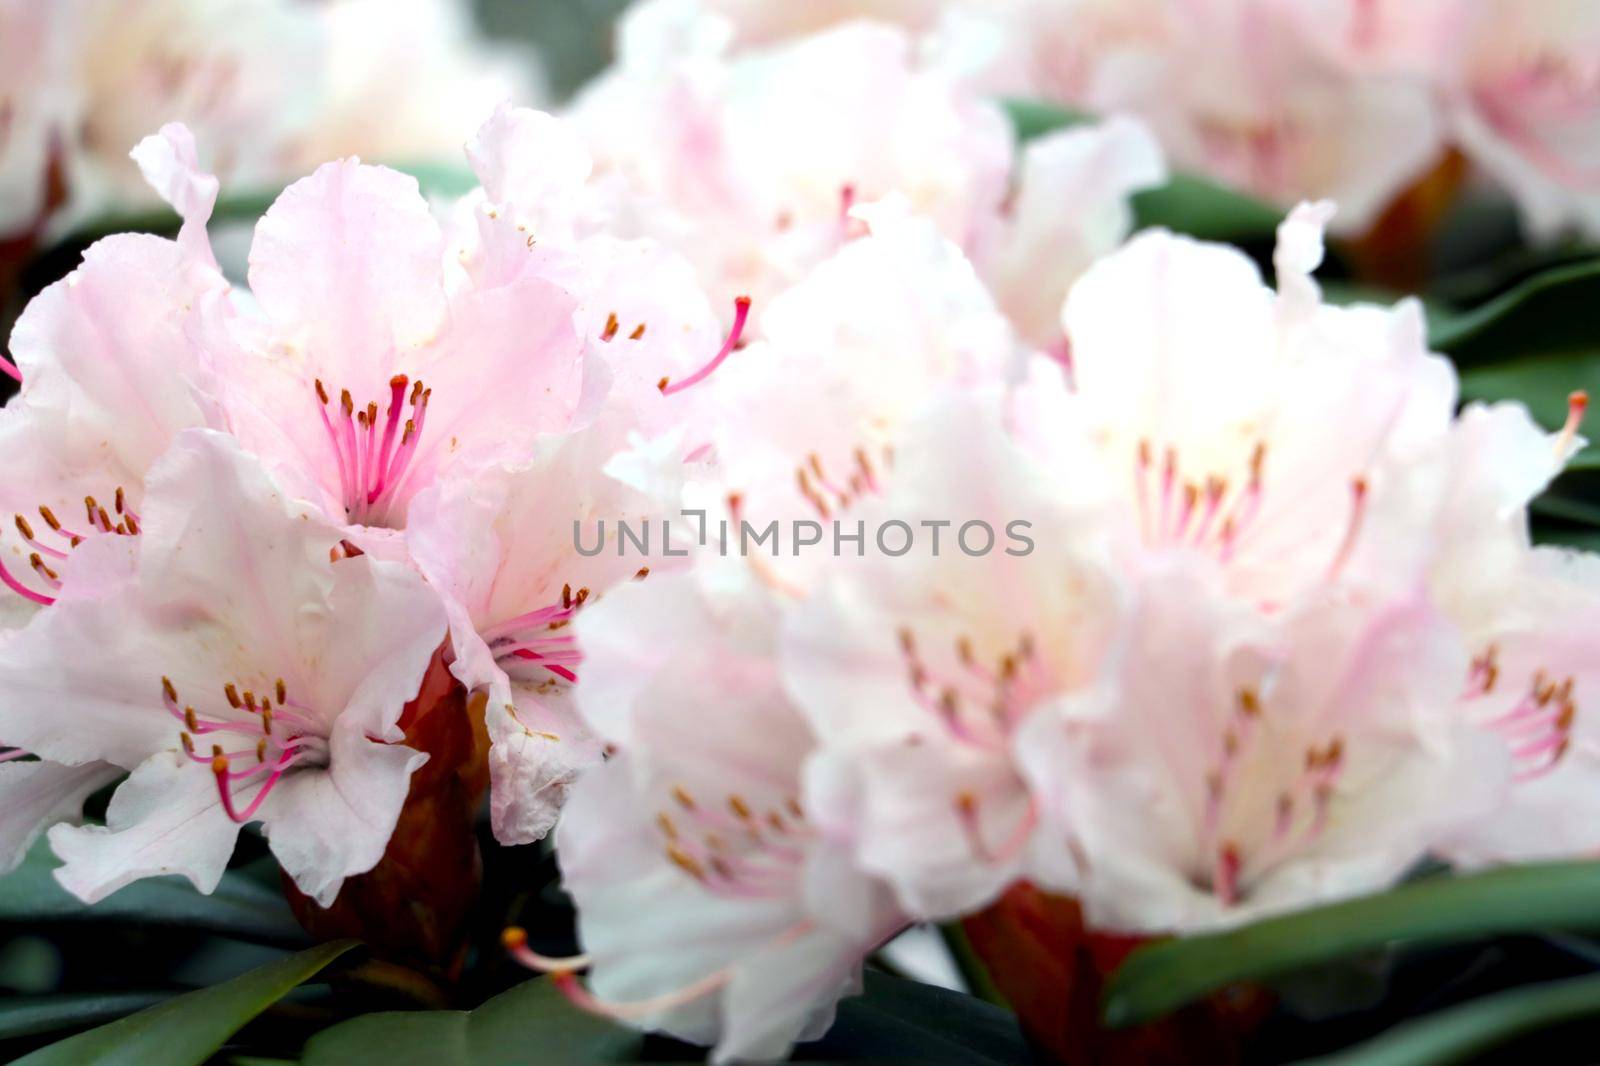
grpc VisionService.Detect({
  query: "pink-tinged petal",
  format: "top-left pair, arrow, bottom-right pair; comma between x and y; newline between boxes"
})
980,116 -> 1165,348
8,231 -> 221,469
0,760 -> 121,874
247,159 -> 448,385
256,719 -> 428,907
485,682 -> 603,846
466,104 -> 593,221
1021,564 -> 1503,934
48,752 -> 240,904
1444,547 -> 1600,864
135,430 -> 337,667
130,122 -> 219,268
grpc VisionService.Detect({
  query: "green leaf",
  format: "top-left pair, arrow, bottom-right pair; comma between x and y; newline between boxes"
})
1130,173 -> 1283,242
0,992 -> 170,1041
798,971 -> 1029,1064
1429,258 -> 1600,368
1001,98 -> 1091,142
300,976 -> 642,1065
1102,861 -> 1600,1028
1458,349 -> 1599,445
0,838 -> 306,945
13,940 -> 357,1066
1294,972 -> 1600,1066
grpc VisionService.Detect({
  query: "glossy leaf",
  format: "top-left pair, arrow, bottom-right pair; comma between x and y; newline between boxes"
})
1295,973 -> 1600,1066
1102,861 -> 1600,1027
1430,259 -> 1600,368
0,838 -> 306,945
797,971 -> 1030,1064
300,975 -> 641,1065
0,992 -> 169,1040
12,940 -> 357,1066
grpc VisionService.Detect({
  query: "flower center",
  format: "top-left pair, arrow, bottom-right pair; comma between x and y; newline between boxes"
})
481,581 -> 599,685
655,783 -> 811,901
314,374 -> 430,527
1,490 -> 140,606
164,674 -> 330,823
1467,645 -> 1578,784
1198,686 -> 1347,907
1133,439 -> 1368,581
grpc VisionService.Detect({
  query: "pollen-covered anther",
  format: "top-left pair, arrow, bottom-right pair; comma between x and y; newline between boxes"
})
1557,390 -> 1589,456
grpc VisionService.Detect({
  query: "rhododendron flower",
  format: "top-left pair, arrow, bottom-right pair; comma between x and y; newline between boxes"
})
1017,562 -> 1506,932
0,125 -> 224,613
675,199 -> 1024,590
0,431 -> 446,905
1439,0 -> 1600,240
1295,0 -> 1600,240
1058,201 -> 1457,605
406,407 -> 682,845
1417,399 -> 1600,863
1083,0 -> 1444,234
568,0 -> 1162,346
199,144 -> 584,542
569,1 -> 1012,317
0,0 -> 535,239
455,103 -> 731,438
548,565 -> 904,1063
782,396 -> 1118,918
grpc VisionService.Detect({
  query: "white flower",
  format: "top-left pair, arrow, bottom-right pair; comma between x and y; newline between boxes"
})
0,431 -> 446,905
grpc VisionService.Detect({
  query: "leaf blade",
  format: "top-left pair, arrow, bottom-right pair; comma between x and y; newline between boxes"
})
1294,972 -> 1600,1066
1102,861 -> 1600,1027
13,940 -> 357,1066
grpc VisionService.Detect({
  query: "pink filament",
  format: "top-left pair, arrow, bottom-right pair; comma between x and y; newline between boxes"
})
659,297 -> 751,397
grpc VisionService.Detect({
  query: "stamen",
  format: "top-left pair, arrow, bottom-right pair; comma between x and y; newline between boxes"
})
0,352 -> 20,383
659,297 -> 752,396
1326,477 -> 1369,580
501,927 -> 590,973
1556,391 -> 1588,457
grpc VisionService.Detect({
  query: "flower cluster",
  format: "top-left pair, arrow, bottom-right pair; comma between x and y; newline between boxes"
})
688,0 -> 1600,240
0,2 -> 1596,1064
0,0 -> 532,241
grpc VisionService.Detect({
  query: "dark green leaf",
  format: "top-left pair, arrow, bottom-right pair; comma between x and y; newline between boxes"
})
1102,861 -> 1600,1027
13,940 -> 357,1066
1294,972 -> 1600,1066
300,976 -> 642,1065
0,838 -> 306,945
1429,259 -> 1600,368
796,971 -> 1028,1064
1458,350 -> 1600,434
0,992 -> 170,1040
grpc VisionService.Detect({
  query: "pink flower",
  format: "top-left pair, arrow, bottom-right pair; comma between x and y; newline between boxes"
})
781,395 -> 1119,918
203,148 -> 584,540
1017,561 -> 1506,932
1059,201 -> 1457,606
1083,0 -> 1445,234
568,4 -> 1012,318
0,125 -> 225,612
549,565 -> 904,1063
0,431 -> 446,905
405,407 -> 681,845
1441,0 -> 1600,240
